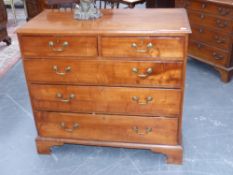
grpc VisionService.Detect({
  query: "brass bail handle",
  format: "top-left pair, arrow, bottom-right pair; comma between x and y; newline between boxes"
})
48,41 -> 69,52
212,52 -> 224,60
53,65 -> 72,76
60,122 -> 79,132
132,126 -> 153,135
214,35 -> 225,44
216,19 -> 228,28
132,96 -> 153,105
132,67 -> 153,78
131,42 -> 154,53
56,93 -> 75,103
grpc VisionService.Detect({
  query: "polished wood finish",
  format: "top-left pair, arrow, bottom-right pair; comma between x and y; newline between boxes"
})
17,9 -> 191,164
176,0 -> 233,82
24,59 -> 184,88
20,36 -> 98,57
30,85 -> 182,117
36,112 -> 178,145
0,0 -> 11,45
101,36 -> 184,59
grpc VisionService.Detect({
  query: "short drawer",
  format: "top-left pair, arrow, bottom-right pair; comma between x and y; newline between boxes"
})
19,35 -> 97,57
31,85 -> 182,117
188,11 -> 232,33
101,37 -> 184,60
185,1 -> 232,18
36,112 -> 178,145
190,25 -> 231,50
189,40 -> 229,66
24,59 -> 183,88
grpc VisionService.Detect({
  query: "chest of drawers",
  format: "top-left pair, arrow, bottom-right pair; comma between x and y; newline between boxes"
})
176,0 -> 233,82
0,0 -> 11,45
17,9 -> 191,164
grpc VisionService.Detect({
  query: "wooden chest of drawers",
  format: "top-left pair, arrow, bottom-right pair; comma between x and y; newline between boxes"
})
176,0 -> 233,82
0,0 -> 11,45
17,9 -> 191,164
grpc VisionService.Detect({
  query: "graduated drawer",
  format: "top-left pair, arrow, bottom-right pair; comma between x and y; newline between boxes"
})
24,59 -> 183,88
36,112 -> 178,145
19,35 -> 97,57
185,0 -> 232,18
188,11 -> 232,33
189,40 -> 229,66
30,85 -> 182,117
190,25 -> 231,50
100,36 -> 184,60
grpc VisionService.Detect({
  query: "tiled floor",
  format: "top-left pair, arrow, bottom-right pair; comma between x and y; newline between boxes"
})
0,58 -> 233,175
1,6 -> 233,175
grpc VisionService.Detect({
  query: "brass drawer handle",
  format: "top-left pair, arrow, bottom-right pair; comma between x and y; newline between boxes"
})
56,93 -> 75,103
201,3 -> 206,9
60,122 -> 79,132
218,7 -> 230,16
48,41 -> 69,52
132,96 -> 153,105
200,13 -> 205,19
212,52 -> 224,60
216,19 -> 228,28
197,43 -> 203,49
131,42 -> 154,53
199,28 -> 204,33
132,67 -> 153,78
214,35 -> 225,44
53,65 -> 71,76
132,126 -> 153,135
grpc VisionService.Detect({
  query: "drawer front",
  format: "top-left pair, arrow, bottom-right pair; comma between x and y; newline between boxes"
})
186,0 -> 232,18
20,36 -> 98,57
24,59 -> 183,88
31,85 -> 182,117
101,37 -> 184,60
190,25 -> 231,50
36,112 -> 178,145
188,11 -> 232,33
189,40 -> 229,66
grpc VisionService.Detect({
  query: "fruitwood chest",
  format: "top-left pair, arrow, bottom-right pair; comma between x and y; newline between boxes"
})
176,0 -> 233,82
17,9 -> 191,164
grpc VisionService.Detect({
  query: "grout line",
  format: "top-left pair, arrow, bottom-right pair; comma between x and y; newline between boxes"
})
122,149 -> 143,175
5,93 -> 33,119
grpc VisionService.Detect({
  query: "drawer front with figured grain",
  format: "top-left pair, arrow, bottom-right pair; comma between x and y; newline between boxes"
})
189,40 -> 229,66
188,11 -> 232,33
185,0 -> 232,18
190,25 -> 231,50
36,112 -> 179,145
31,85 -> 182,117
101,37 -> 184,60
24,59 -> 183,88
20,36 -> 98,57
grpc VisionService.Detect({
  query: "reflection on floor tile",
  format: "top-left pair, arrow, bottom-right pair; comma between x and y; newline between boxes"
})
0,59 -> 233,175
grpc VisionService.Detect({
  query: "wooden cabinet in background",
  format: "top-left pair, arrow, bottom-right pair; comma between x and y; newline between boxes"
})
17,9 -> 191,164
176,0 -> 233,82
0,0 -> 11,45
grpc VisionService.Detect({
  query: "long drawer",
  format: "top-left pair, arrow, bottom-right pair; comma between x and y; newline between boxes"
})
190,24 -> 231,50
30,85 -> 182,117
189,40 -> 229,66
36,112 -> 178,145
185,0 -> 232,18
188,11 -> 232,33
24,59 -> 183,88
101,36 -> 184,60
19,35 -> 98,57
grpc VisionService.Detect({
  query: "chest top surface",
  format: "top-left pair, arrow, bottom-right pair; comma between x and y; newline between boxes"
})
203,0 -> 233,6
17,9 -> 191,35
